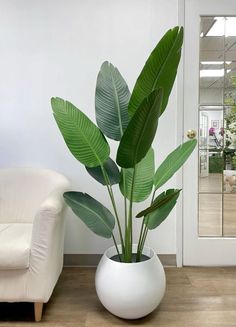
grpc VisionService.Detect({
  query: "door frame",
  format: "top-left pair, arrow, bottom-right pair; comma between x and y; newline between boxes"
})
176,0 -> 185,267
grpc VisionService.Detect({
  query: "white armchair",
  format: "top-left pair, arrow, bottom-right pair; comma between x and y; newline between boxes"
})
0,168 -> 70,321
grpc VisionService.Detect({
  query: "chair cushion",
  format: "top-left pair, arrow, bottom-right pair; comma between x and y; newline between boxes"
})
0,223 -> 32,270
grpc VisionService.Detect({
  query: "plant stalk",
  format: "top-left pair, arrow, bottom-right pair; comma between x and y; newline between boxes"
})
136,189 -> 157,261
122,170 -> 128,230
139,227 -> 148,254
101,166 -> 125,255
112,234 -> 121,262
123,170 -> 129,262
136,219 -> 145,262
125,165 -> 136,262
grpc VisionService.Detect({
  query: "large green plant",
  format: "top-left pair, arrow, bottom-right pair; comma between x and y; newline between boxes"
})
51,26 -> 197,263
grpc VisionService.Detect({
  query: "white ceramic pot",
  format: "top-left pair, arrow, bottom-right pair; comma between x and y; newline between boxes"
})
95,244 -> 166,319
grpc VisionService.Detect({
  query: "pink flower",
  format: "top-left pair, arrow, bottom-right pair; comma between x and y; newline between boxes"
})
209,127 -> 215,136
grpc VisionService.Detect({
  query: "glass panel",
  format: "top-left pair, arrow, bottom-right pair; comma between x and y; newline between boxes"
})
199,109 -> 224,149
224,67 -> 236,103
199,150 -> 208,178
224,170 -> 236,193
223,194 -> 236,236
199,194 -> 222,236
199,109 -> 223,194
199,151 -> 223,194
224,106 -> 236,188
199,17 -> 224,105
224,106 -> 236,151
199,168 -> 222,193
224,18 -> 236,104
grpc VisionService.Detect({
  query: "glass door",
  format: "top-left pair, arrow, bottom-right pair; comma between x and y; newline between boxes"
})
199,16 -> 236,237
183,0 -> 236,265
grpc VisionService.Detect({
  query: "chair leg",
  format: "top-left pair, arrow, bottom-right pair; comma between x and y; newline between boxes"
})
34,302 -> 43,322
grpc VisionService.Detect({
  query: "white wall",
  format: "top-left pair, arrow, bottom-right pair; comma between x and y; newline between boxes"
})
0,0 -> 179,254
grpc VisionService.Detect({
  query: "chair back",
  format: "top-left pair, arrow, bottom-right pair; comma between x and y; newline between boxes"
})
0,168 -> 68,223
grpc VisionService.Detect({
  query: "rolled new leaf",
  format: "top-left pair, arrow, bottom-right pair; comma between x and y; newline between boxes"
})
154,139 -> 197,190
128,26 -> 183,117
119,148 -> 154,202
86,157 -> 120,186
136,189 -> 181,218
116,88 -> 163,168
51,97 -> 110,167
64,192 -> 115,238
95,61 -> 130,141
144,189 -> 181,229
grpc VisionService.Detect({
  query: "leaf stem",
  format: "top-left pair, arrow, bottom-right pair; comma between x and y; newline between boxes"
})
124,199 -> 127,227
122,170 -> 128,261
137,221 -> 145,251
101,166 -> 125,255
112,234 -> 121,262
137,189 -> 156,260
122,170 -> 128,230
136,219 -> 145,262
125,165 -> 136,262
140,227 -> 148,254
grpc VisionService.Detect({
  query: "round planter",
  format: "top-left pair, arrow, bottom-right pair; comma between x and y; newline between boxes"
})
95,244 -> 166,319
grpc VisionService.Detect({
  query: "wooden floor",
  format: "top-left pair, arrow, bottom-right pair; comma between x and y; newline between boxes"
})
1,267 -> 236,326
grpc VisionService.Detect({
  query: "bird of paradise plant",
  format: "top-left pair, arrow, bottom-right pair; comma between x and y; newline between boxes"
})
51,26 -> 197,263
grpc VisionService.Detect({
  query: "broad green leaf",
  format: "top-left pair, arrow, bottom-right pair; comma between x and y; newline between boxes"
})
136,189 -> 181,218
116,89 -> 163,168
144,189 -> 180,230
64,192 -> 115,238
86,157 -> 120,186
119,148 -> 154,202
128,26 -> 183,117
51,97 -> 110,167
95,61 -> 130,140
154,139 -> 197,190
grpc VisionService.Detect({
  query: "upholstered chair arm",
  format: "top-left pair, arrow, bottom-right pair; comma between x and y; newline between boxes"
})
36,187 -> 66,216
28,179 -> 70,301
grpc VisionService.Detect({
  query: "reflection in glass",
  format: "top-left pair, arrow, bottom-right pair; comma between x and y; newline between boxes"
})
199,17 -> 224,105
224,107 -> 236,194
199,150 -> 208,178
223,194 -> 236,236
199,150 -> 223,194
199,168 -> 222,194
224,17 -> 236,105
224,107 -> 236,152
199,194 -> 222,236
199,110 -> 223,193
199,109 -> 224,149
225,17 -> 236,37
199,17 -> 236,237
224,170 -> 236,193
